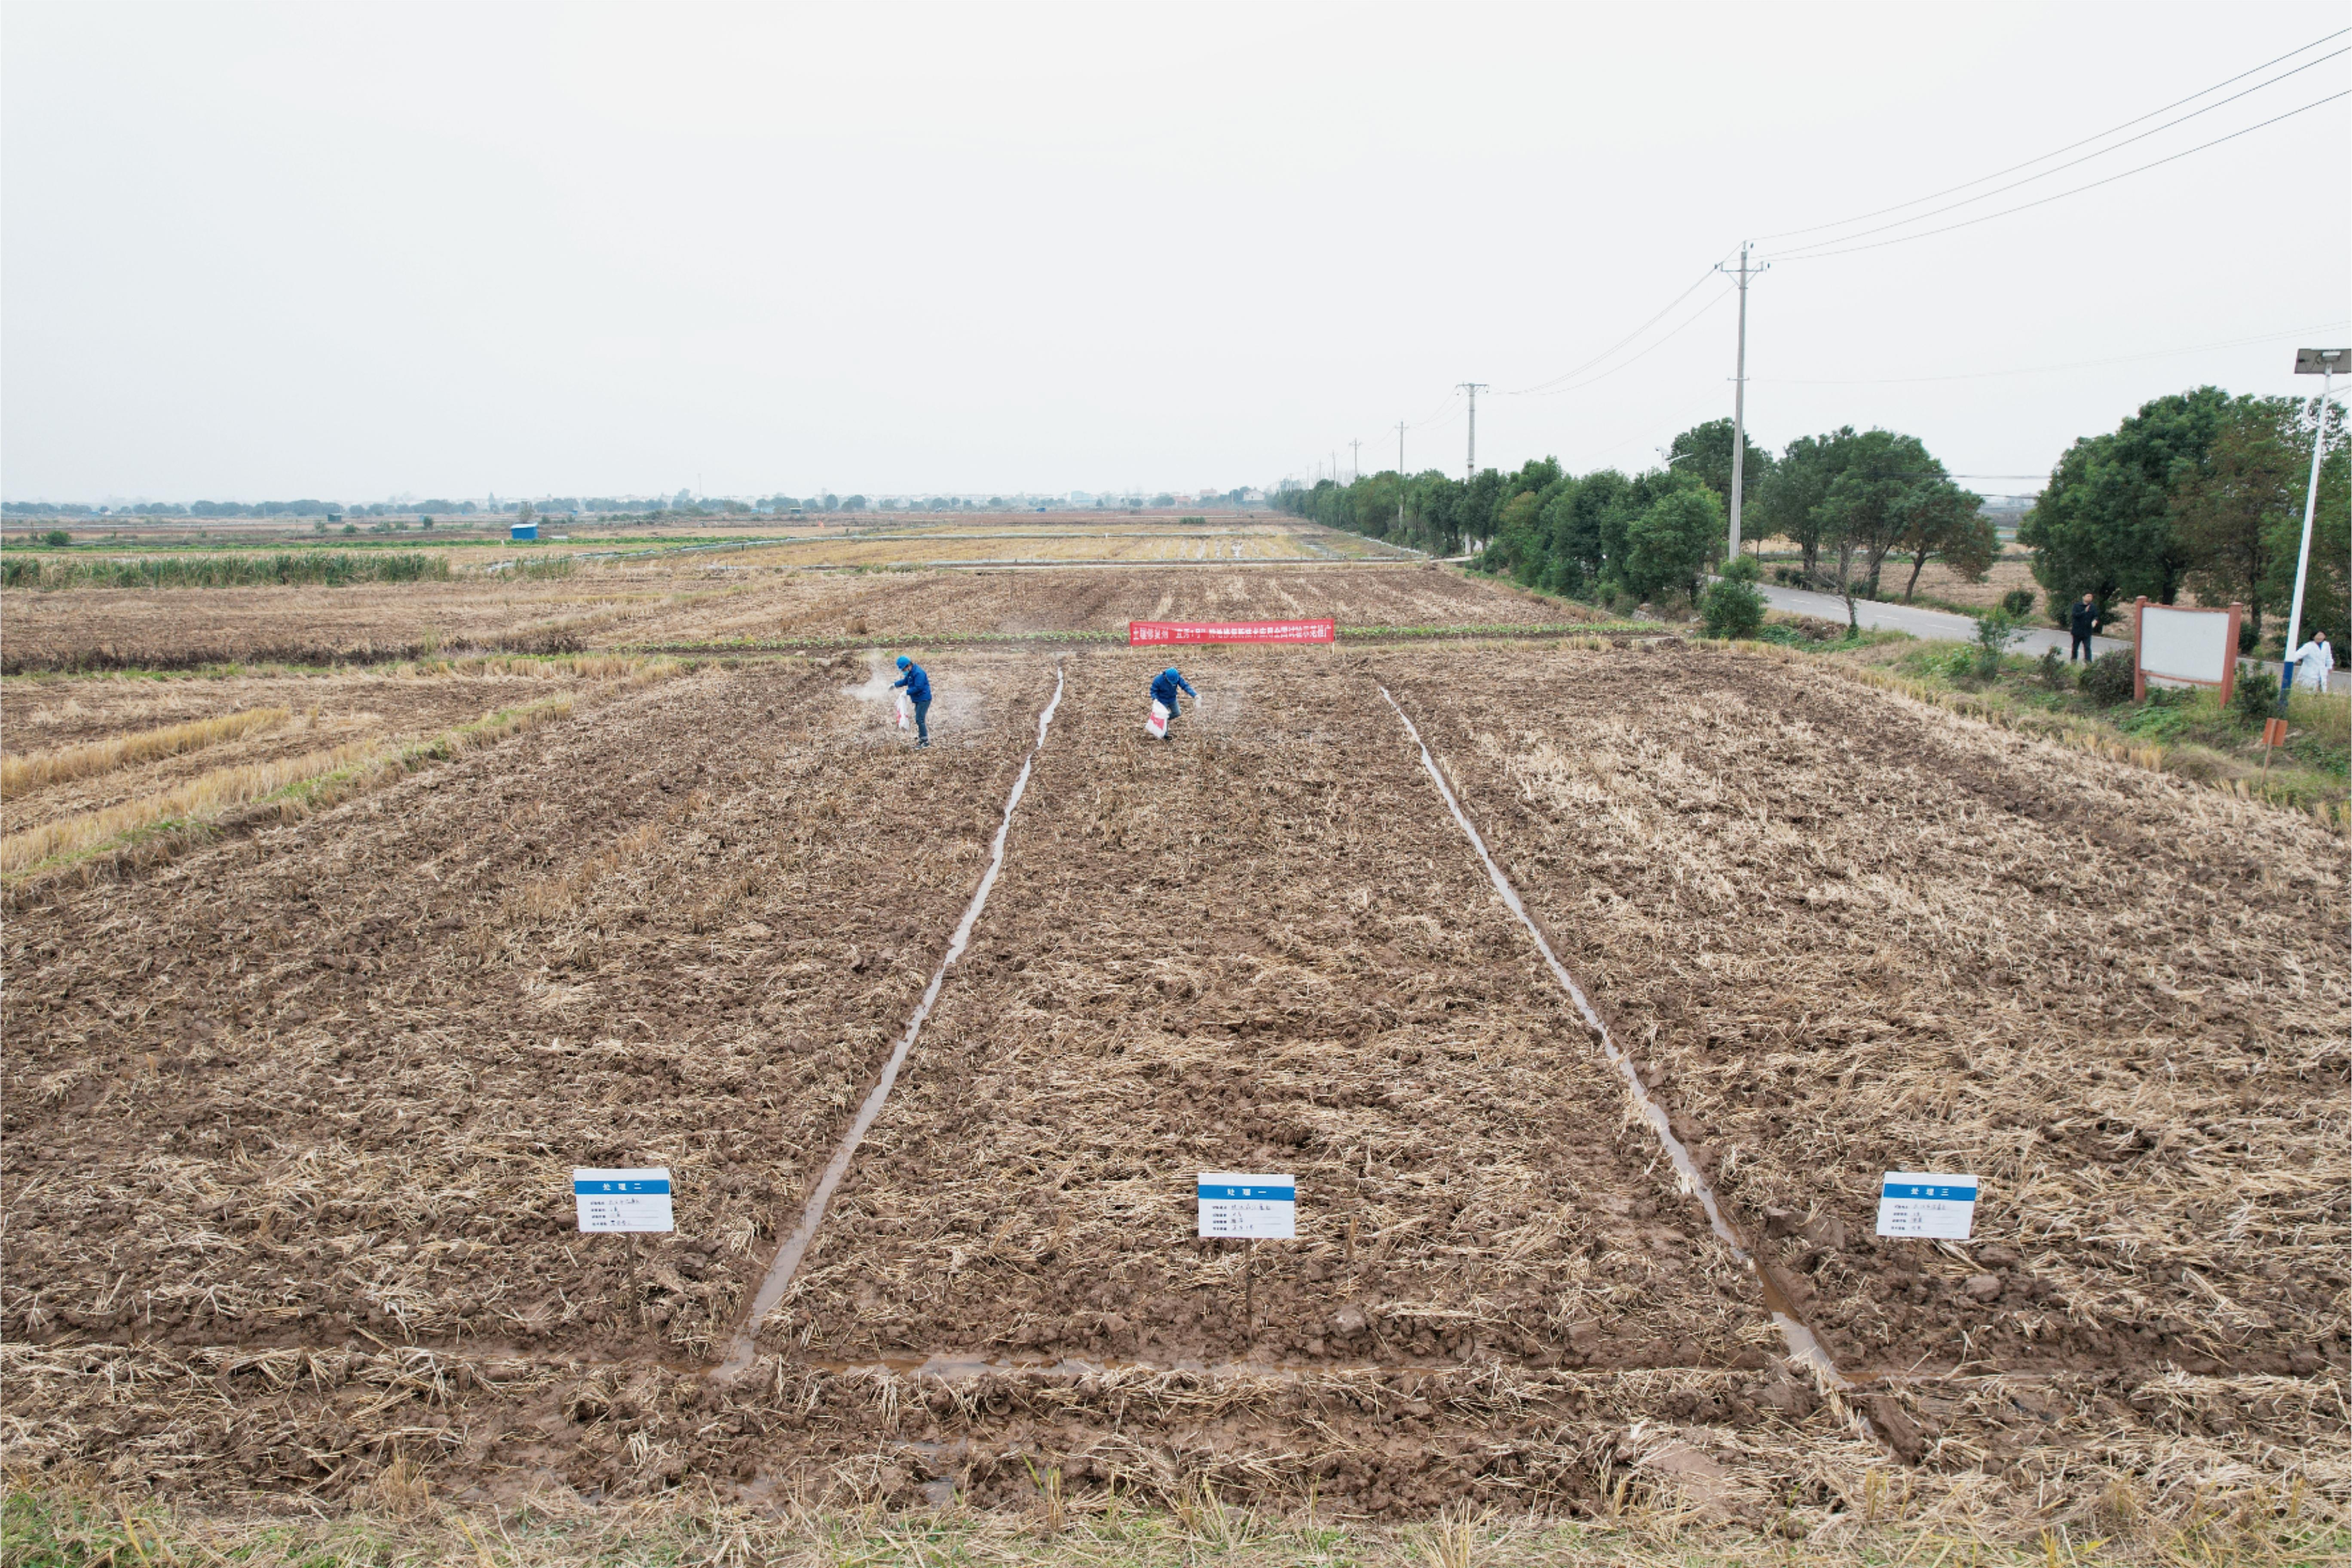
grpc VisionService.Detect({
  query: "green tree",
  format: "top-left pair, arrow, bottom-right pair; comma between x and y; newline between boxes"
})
1623,485 -> 1722,601
1668,418 -> 1772,516
2171,395 -> 2310,644
1892,482 -> 1994,602
2021,386 -> 2232,615
1813,429 -> 1948,599
1753,429 -> 1855,578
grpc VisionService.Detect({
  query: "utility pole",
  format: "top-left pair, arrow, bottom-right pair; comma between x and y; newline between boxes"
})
1396,420 -> 1407,533
1458,383 -> 1488,483
2281,346 -> 2347,701
1350,438 -> 1361,482
1716,242 -> 1769,557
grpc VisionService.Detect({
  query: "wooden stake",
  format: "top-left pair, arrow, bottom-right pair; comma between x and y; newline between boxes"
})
1244,1238 -> 1256,1332
625,1231 -> 644,1333
1344,1216 -> 1357,1265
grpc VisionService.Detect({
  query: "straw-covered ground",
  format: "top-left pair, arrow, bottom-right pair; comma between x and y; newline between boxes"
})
0,650 -> 1050,1363
772,651 -> 1773,1382
0,659 -> 628,832
0,561 -> 1575,671
1375,640 -> 2350,1385
1,623 -> 2344,1545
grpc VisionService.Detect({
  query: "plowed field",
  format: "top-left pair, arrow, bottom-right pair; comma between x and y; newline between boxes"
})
2,615 -> 2344,1534
775,653 -> 1770,1374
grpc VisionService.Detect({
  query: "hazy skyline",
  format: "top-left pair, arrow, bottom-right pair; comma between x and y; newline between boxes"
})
5,1 -> 2346,504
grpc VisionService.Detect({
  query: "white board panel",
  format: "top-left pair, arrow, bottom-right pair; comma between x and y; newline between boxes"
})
2138,605 -> 2232,684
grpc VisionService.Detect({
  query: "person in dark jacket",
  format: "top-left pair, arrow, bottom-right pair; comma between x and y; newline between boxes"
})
891,655 -> 932,747
2068,594 -> 2101,662
1149,666 -> 1197,736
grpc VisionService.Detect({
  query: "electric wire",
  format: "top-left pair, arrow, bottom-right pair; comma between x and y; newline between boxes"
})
1772,89 -> 2349,262
1762,51 -> 2346,258
1753,28 -> 2348,243
1497,255 -> 1733,396
1513,284 -> 1737,400
1751,319 -> 2352,385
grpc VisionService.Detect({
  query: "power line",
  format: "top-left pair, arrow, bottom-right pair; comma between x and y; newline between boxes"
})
1498,258 -> 1732,395
1773,89 -> 2350,262
1513,285 -> 1736,400
1750,319 -> 2352,385
1764,48 -> 2347,258
1754,28 -> 2348,243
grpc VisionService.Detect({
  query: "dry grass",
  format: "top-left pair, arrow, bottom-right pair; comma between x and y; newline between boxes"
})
1838,660 -> 2350,828
0,705 -> 288,798
0,734 -> 390,875
8,1483 -> 2340,1567
0,658 -> 695,883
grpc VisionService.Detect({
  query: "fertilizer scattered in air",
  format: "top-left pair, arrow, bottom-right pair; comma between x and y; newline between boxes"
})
715,663 -> 1067,1380
1377,684 -> 1849,1391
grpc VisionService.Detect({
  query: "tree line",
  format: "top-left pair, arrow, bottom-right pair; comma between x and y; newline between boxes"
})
2021,387 -> 2346,650
1278,418 -> 1992,612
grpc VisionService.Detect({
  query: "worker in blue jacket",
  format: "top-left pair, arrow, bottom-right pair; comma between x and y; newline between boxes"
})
1149,666 -> 1197,737
891,655 -> 932,748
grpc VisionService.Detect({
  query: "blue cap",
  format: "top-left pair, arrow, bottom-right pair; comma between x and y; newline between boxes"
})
896,655 -> 910,669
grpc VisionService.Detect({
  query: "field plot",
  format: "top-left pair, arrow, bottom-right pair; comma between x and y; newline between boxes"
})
0,561 -> 1570,672
0,577 -> 723,672
769,652 -> 1773,1374
1376,643 -> 2350,1383
640,564 -> 1577,644
1,650 -> 1054,1362
3,619 -> 2343,1533
1,663 -> 611,833
712,523 -> 1346,568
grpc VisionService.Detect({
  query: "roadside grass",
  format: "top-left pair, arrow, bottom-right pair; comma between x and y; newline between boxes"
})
1838,641 -> 2349,823
5,1486 -> 2343,1568
0,707 -> 290,799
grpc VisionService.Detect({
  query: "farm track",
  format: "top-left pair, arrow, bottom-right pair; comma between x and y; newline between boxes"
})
1375,642 -> 2350,1387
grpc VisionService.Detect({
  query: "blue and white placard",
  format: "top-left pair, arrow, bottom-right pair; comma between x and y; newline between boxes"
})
1198,1173 -> 1295,1239
574,1168 -> 674,1233
1875,1172 -> 1978,1240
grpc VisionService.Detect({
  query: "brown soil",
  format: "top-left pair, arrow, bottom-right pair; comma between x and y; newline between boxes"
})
1375,642 -> 2350,1383
1,652 -> 1050,1362
3,619 -> 2344,1522
769,652 -> 1770,1374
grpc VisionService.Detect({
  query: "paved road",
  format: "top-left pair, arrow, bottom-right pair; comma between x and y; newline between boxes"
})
1754,581 -> 2346,693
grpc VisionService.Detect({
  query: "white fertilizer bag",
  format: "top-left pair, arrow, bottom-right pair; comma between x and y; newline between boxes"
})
895,692 -> 913,731
1146,699 -> 1170,739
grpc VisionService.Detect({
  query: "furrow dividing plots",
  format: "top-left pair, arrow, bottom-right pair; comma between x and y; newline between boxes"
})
1375,683 -> 1849,1389
714,662 -> 1069,1379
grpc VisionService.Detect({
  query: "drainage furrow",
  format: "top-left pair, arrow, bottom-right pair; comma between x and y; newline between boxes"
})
1376,684 -> 1848,1390
714,662 -> 1068,1380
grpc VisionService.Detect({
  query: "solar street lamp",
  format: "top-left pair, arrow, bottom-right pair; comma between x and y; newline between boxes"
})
2280,347 -> 2347,702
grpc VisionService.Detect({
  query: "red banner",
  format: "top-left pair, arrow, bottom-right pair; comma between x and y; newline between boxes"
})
1128,619 -> 1336,646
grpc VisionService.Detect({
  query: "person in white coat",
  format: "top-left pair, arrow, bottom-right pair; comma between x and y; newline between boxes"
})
2292,633 -> 2335,692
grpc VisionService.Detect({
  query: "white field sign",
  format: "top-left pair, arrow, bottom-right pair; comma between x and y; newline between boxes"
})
1198,1173 -> 1295,1239
574,1167 -> 674,1232
2134,599 -> 2242,703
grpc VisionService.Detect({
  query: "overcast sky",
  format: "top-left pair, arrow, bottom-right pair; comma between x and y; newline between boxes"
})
4,1 -> 2346,504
